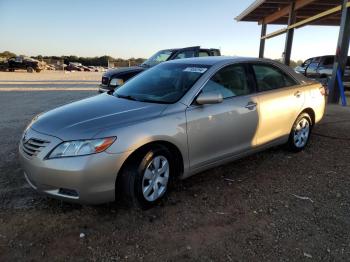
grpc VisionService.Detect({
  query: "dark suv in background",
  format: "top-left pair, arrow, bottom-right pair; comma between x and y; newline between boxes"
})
8,56 -> 45,73
295,55 -> 350,88
99,46 -> 221,93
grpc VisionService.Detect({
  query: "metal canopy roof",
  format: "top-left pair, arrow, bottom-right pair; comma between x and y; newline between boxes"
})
236,0 -> 343,26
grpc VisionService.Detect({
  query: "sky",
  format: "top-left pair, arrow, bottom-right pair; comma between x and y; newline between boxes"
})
0,0 -> 346,61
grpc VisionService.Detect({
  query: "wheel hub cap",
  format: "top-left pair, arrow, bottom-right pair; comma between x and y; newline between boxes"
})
142,155 -> 169,201
293,118 -> 310,148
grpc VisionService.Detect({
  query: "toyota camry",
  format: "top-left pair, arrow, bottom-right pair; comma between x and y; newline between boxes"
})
19,57 -> 326,209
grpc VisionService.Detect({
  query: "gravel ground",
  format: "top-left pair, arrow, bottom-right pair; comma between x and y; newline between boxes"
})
0,86 -> 350,261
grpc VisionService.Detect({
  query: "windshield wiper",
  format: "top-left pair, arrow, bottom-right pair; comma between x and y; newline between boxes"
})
140,63 -> 150,68
116,94 -> 171,104
136,98 -> 171,104
116,94 -> 139,101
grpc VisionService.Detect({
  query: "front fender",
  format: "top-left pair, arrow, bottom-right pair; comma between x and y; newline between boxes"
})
98,108 -> 190,173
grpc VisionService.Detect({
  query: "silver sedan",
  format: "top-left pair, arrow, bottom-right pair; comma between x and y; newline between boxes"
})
19,57 -> 326,208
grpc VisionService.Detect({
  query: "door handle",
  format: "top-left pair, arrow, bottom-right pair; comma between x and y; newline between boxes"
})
294,91 -> 301,97
245,101 -> 257,110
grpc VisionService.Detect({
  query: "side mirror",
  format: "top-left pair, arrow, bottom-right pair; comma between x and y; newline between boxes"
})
196,92 -> 223,105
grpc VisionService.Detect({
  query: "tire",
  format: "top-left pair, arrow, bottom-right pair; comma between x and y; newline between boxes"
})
119,145 -> 174,209
27,67 -> 34,73
287,113 -> 312,152
35,69 -> 41,73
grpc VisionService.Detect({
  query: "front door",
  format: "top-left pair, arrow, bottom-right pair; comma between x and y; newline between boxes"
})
186,64 -> 259,169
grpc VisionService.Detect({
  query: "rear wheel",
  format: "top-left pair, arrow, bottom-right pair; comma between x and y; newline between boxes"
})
27,67 -> 34,73
119,145 -> 174,209
287,113 -> 312,152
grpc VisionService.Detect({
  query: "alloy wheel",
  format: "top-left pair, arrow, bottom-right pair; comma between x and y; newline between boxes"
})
142,155 -> 169,201
293,117 -> 310,148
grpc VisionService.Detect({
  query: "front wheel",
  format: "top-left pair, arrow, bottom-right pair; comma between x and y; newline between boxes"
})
287,113 -> 312,152
119,145 -> 173,209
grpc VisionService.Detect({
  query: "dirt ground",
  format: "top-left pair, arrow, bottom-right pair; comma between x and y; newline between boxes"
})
0,75 -> 350,261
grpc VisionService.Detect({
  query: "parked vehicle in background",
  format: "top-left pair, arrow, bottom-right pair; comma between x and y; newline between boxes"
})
81,65 -> 93,72
8,56 -> 45,73
0,59 -> 9,71
19,57 -> 326,208
66,62 -> 84,71
45,64 -> 56,71
53,63 -> 67,71
99,46 -> 221,93
295,55 -> 350,89
88,66 -> 99,72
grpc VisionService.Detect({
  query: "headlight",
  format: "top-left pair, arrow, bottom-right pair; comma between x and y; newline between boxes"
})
47,137 -> 116,159
109,78 -> 124,87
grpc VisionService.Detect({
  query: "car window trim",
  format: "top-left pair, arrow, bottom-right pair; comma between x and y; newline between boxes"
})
189,62 -> 256,106
248,62 -> 299,93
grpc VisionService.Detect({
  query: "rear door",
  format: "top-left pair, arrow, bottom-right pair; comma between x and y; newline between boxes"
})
186,64 -> 259,168
250,63 -> 304,146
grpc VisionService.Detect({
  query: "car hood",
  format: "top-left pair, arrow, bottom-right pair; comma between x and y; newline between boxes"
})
31,93 -> 168,141
103,66 -> 145,78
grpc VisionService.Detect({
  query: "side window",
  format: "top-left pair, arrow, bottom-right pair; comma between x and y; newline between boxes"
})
198,51 -> 209,57
302,59 -> 311,67
174,50 -> 196,60
313,57 -> 321,63
210,50 -> 221,56
252,64 -> 297,92
323,56 -> 334,66
201,65 -> 252,98
307,62 -> 319,71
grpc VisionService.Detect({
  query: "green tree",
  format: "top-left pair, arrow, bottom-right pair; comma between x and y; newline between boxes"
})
0,51 -> 16,58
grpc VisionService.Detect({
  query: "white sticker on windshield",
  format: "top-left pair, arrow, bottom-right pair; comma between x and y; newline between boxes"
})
183,67 -> 208,73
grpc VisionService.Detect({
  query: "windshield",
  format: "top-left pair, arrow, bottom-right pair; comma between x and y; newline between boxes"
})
141,50 -> 173,67
114,63 -> 210,104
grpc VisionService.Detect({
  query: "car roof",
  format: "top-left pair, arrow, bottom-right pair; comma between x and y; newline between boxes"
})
166,56 -> 310,84
166,56 -> 266,65
159,46 -> 219,53
160,46 -> 199,52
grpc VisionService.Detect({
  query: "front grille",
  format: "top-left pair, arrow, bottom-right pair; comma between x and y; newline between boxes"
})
101,76 -> 109,85
22,138 -> 50,157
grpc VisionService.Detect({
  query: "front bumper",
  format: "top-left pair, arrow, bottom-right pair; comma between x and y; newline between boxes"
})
19,128 -> 129,204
